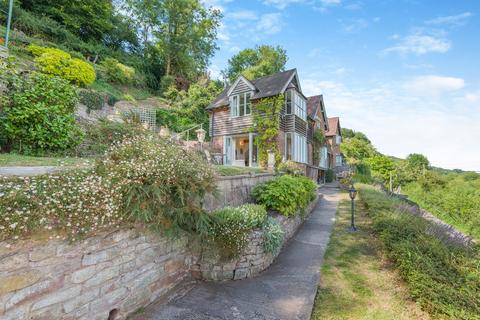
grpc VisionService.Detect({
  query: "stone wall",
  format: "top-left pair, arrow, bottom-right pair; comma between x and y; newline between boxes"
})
0,229 -> 193,320
196,195 -> 320,281
203,173 -> 275,211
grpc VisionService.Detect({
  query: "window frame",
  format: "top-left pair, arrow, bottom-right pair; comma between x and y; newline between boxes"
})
230,92 -> 252,118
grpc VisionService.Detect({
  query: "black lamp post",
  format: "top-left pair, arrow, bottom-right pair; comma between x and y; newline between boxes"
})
348,185 -> 357,231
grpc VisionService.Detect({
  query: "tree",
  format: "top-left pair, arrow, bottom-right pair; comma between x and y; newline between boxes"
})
366,155 -> 395,182
406,153 -> 430,171
341,128 -> 371,143
340,137 -> 376,165
224,45 -> 288,83
19,0 -> 115,42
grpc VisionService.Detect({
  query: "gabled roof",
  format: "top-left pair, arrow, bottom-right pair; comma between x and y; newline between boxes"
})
325,117 -> 341,137
207,69 -> 298,110
307,95 -> 321,119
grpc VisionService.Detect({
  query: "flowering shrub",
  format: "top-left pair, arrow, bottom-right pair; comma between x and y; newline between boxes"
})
252,175 -> 317,216
100,58 -> 136,84
277,161 -> 304,175
238,204 -> 267,228
0,135 -> 216,241
97,135 -> 216,235
0,167 -> 122,241
263,217 -> 284,255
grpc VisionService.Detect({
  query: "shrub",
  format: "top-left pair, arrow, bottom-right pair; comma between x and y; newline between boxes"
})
79,90 -> 105,113
277,161 -> 304,175
238,204 -> 268,228
325,169 -> 335,183
98,135 -> 216,235
27,45 -> 96,86
358,185 -> 480,319
252,175 -> 316,216
100,58 -> 136,84
263,217 -> 284,255
0,71 -> 83,154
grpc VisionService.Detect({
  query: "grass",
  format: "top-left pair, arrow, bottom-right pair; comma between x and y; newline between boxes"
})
312,195 -> 430,320
214,165 -> 267,176
0,153 -> 90,167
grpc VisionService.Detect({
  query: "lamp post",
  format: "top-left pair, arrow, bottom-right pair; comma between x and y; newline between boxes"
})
3,0 -> 13,48
348,185 -> 357,231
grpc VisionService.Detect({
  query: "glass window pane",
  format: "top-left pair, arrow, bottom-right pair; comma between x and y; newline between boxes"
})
286,133 -> 292,160
286,91 -> 292,114
246,93 -> 251,115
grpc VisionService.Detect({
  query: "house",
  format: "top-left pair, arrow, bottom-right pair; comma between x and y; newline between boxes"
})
325,116 -> 343,168
207,68 -> 337,181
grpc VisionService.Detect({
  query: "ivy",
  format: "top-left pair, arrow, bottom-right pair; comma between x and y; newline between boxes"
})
250,95 -> 284,167
312,128 -> 325,165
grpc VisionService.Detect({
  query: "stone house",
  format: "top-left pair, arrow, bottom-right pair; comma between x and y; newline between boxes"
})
207,68 -> 336,182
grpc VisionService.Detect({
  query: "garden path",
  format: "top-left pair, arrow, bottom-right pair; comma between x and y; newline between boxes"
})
133,184 -> 340,320
0,166 -> 65,176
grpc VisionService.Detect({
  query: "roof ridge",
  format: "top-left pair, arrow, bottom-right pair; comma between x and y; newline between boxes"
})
250,68 -> 296,82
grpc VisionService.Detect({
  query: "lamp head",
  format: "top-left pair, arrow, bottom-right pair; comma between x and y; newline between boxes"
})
348,185 -> 357,200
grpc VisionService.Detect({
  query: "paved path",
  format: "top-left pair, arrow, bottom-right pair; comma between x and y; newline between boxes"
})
135,186 -> 340,320
0,166 -> 66,176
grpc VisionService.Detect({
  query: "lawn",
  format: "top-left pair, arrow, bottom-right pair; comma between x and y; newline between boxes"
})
214,165 -> 267,176
312,195 -> 429,320
0,153 -> 91,167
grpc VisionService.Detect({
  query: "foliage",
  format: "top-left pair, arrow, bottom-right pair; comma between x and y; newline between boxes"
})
252,175 -> 316,216
262,217 -> 284,255
358,184 -> 480,319
404,153 -> 430,181
0,71 -> 83,154
78,90 -> 105,113
341,128 -> 371,143
75,119 -> 148,157
403,173 -> 480,239
28,45 -> 96,86
312,128 -> 325,165
97,135 -> 216,235
209,204 -> 267,259
277,161 -> 304,176
100,58 -> 136,84
224,45 -> 288,83
366,154 -> 395,182
214,165 -> 265,176
251,95 -> 284,167
340,137 -> 376,165
325,169 -> 335,183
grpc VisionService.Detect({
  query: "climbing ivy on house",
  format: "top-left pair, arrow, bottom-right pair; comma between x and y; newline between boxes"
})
250,95 -> 284,167
312,128 -> 325,165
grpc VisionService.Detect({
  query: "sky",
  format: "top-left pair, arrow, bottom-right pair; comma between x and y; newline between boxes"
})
202,0 -> 480,172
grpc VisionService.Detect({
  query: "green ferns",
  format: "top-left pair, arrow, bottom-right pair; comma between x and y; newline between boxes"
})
252,175 -> 317,216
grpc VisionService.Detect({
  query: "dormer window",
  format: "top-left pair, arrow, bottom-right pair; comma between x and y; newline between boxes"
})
231,92 -> 252,117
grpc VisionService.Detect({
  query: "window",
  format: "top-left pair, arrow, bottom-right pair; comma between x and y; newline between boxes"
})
336,135 -> 342,144
285,90 -> 306,121
319,146 -> 328,168
285,132 -> 307,163
230,92 -> 251,117
336,155 -> 343,166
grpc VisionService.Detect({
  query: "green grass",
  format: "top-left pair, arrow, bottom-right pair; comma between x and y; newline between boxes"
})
90,79 -> 153,101
0,153 -> 91,167
312,196 -> 429,320
214,165 -> 266,176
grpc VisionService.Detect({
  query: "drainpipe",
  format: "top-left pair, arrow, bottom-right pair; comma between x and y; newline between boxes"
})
4,0 -> 13,48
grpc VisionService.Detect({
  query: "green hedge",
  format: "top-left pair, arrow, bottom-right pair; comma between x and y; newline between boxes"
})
252,175 -> 317,216
358,184 -> 480,319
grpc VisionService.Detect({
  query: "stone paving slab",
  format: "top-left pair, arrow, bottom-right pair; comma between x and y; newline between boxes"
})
0,166 -> 66,176
134,186 -> 340,320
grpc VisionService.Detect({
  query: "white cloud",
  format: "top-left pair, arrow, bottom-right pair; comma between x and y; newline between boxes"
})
263,0 -> 304,9
341,18 -> 368,33
300,76 -> 480,171
404,75 -> 465,95
425,12 -> 473,26
263,0 -> 341,10
256,13 -> 283,35
228,10 -> 258,21
383,32 -> 451,55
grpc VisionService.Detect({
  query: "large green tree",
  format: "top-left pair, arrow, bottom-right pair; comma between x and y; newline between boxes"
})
19,0 -> 114,42
224,45 -> 288,83
340,137 -> 376,165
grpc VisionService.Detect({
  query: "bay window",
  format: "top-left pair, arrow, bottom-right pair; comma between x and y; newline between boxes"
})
285,132 -> 307,163
230,92 -> 252,117
285,90 -> 306,121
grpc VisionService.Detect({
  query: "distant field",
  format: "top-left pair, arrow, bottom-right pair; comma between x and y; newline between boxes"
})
312,197 -> 429,320
0,154 -> 91,167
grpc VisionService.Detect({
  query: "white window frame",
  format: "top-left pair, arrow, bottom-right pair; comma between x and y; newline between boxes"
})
336,155 -> 343,166
230,92 -> 252,118
285,90 -> 306,121
336,135 -> 342,144
285,132 -> 307,164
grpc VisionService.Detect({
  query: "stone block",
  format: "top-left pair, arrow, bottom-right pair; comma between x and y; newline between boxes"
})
6,278 -> 61,310
81,250 -> 109,266
88,287 -> 128,315
29,245 -> 57,262
63,288 -> 99,313
0,253 -> 28,272
164,259 -> 185,273
84,265 -> 120,287
71,265 -> 97,284
0,272 -> 41,295
31,286 -> 81,311
233,268 -> 248,280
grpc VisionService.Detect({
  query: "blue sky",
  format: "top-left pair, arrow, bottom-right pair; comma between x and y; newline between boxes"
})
203,0 -> 480,171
